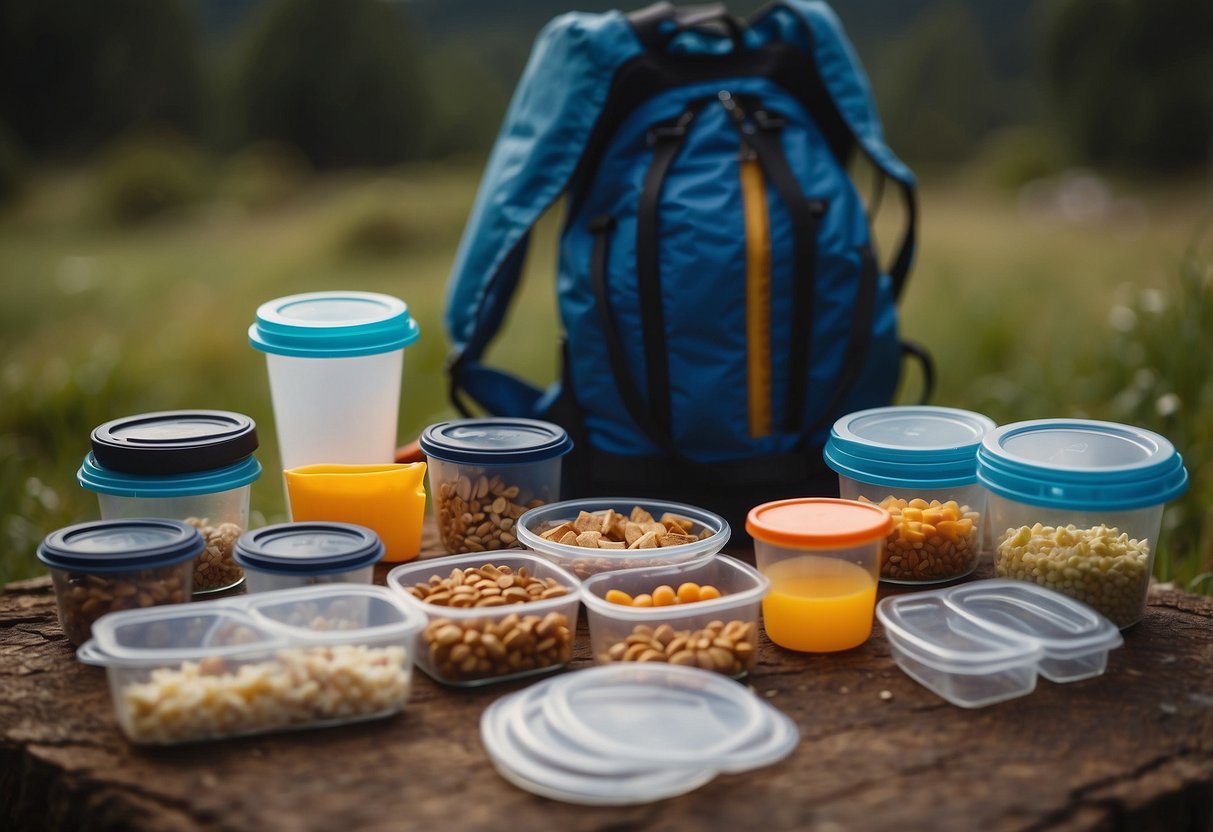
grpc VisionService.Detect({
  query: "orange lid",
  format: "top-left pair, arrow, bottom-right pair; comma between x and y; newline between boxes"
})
746,498 -> 893,548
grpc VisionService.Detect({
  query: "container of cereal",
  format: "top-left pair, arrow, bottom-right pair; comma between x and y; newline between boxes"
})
38,518 -> 200,646
824,406 -> 995,584
78,410 -> 261,594
76,584 -> 425,744
420,418 -> 573,555
233,521 -> 385,593
580,555 -> 769,677
976,419 -> 1188,629
386,551 -> 581,687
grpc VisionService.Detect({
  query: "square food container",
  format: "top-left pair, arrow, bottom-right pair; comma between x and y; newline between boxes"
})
386,551 -> 581,687
516,497 -> 729,579
77,584 -> 425,744
580,555 -> 769,677
824,406 -> 996,584
420,419 -> 574,555
876,579 -> 1123,708
233,521 -> 385,593
976,419 -> 1188,629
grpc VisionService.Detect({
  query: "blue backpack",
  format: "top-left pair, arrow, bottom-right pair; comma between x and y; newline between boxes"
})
444,1 -> 930,526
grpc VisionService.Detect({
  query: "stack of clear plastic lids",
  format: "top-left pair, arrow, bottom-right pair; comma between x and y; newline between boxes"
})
480,663 -> 799,805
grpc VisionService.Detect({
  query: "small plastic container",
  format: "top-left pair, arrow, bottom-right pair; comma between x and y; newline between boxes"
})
386,551 -> 581,687
824,406 -> 996,584
233,522 -> 385,593
76,584 -> 425,744
977,419 -> 1188,629
876,579 -> 1123,708
517,497 -> 729,579
580,555 -> 769,677
38,518 -> 200,646
78,410 -> 261,594
420,418 -> 573,555
747,498 -> 893,653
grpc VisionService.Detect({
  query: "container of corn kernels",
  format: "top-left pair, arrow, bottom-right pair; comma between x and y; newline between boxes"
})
824,406 -> 996,584
976,419 -> 1188,629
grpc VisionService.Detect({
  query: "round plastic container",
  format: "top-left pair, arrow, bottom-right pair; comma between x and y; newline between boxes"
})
824,406 -> 996,584
977,419 -> 1188,629
37,518 -> 201,645
233,521 -> 385,593
249,291 -> 420,470
746,498 -> 893,652
420,418 -> 573,555
78,410 -> 261,594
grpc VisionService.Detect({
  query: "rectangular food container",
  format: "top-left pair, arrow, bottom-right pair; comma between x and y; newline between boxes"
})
386,551 -> 581,687
580,555 -> 769,677
77,584 -> 425,744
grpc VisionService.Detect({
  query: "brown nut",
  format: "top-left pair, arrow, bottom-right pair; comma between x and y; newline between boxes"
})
435,474 -> 542,554
184,518 -> 245,591
421,611 -> 573,683
54,566 -> 190,646
858,497 -> 981,582
597,619 -> 758,677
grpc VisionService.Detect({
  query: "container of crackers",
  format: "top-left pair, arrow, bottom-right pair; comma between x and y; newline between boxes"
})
515,498 -> 729,579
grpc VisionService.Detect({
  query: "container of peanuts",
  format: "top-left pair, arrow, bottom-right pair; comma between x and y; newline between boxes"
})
386,551 -> 581,686
78,410 -> 261,595
233,521 -> 384,593
977,419 -> 1188,629
580,554 -> 769,677
76,584 -> 425,744
38,518 -> 201,646
419,418 -> 573,555
824,405 -> 996,584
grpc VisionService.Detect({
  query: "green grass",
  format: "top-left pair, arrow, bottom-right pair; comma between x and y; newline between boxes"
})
1,163 -> 1209,590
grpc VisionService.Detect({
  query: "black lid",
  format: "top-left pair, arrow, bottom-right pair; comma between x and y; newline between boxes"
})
90,410 -> 259,476
37,519 -> 204,573
233,522 -> 385,575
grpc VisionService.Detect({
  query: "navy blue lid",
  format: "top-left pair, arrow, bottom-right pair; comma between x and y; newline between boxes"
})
38,519 -> 204,573
233,522 -> 385,575
419,418 -> 573,465
89,410 -> 259,476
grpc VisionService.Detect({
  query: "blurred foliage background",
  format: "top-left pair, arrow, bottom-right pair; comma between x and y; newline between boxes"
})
0,0 -> 1210,592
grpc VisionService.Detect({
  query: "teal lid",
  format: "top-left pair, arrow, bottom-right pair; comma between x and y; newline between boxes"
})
977,419 -> 1188,511
824,406 -> 996,489
248,291 -> 420,358
79,453 -> 262,498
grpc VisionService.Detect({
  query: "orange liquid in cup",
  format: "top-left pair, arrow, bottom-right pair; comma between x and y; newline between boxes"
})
761,555 -> 877,652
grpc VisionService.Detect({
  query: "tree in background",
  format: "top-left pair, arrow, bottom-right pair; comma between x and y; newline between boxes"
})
228,0 -> 427,169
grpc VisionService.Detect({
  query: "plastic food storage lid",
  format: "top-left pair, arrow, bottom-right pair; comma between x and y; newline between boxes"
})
248,291 -> 420,358
78,452 -> 262,498
419,418 -> 573,465
746,498 -> 893,548
824,406 -> 996,488
233,522 -> 385,575
37,519 -> 204,573
977,419 -> 1188,510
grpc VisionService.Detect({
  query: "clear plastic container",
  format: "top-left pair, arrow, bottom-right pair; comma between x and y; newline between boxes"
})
580,555 -> 768,677
419,418 -> 573,555
78,410 -> 261,594
516,497 -> 729,579
38,519 -> 201,646
824,405 -> 996,584
977,419 -> 1188,629
233,522 -> 384,593
386,551 -> 581,687
76,584 -> 425,744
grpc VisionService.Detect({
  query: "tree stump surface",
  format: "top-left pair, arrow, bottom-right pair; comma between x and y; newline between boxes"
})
3,523 -> 1211,832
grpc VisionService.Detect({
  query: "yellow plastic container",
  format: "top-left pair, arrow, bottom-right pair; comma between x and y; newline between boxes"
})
284,463 -> 427,562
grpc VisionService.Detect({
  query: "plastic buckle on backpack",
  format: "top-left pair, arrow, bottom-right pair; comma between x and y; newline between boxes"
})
646,109 -> 697,146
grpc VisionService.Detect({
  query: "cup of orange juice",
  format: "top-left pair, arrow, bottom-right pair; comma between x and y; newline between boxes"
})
746,498 -> 892,652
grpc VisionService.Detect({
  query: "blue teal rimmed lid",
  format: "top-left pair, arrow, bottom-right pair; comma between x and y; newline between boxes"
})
38,519 -> 203,573
419,418 -> 573,465
977,419 -> 1188,511
824,406 -> 996,489
249,291 -> 420,358
233,522 -> 384,575
79,454 -> 261,498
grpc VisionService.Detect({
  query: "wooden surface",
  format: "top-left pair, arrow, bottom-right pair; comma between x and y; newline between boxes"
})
2,522 -> 1212,832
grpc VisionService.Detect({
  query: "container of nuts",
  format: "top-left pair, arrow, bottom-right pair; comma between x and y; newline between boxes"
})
419,418 -> 573,555
824,405 -> 996,584
977,419 -> 1188,629
580,555 -> 769,678
386,552 -> 581,686
78,410 -> 261,595
38,518 -> 200,646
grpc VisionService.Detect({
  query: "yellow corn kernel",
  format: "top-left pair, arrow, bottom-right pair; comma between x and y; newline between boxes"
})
652,585 -> 676,606
605,589 -> 633,606
632,593 -> 654,607
676,582 -> 701,604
